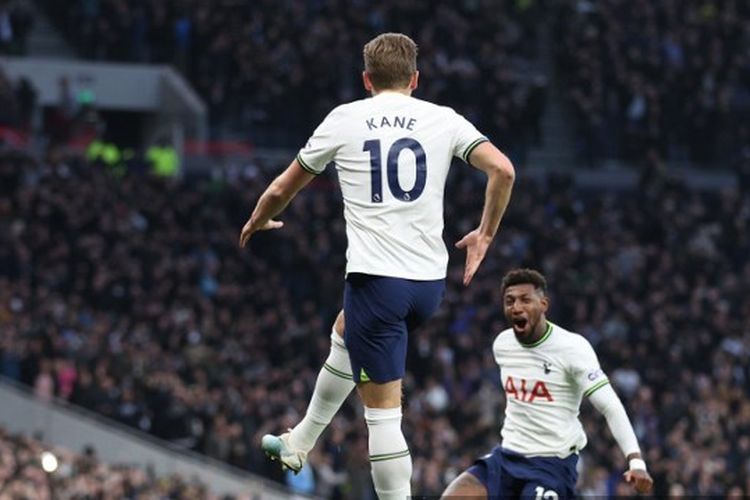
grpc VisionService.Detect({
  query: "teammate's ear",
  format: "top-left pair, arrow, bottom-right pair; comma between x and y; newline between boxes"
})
540,294 -> 550,313
410,71 -> 419,90
363,72 -> 374,93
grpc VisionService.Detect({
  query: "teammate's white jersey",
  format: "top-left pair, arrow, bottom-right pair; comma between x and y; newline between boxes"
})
493,322 -> 610,458
297,91 -> 487,280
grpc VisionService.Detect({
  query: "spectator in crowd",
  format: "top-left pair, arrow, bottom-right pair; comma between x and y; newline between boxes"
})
0,148 -> 748,498
0,69 -> 37,132
0,0 -> 32,55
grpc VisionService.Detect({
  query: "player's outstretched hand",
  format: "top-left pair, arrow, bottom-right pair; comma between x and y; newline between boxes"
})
623,469 -> 653,494
239,219 -> 284,248
455,228 -> 492,286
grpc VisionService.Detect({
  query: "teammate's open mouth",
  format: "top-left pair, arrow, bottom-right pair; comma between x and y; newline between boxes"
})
512,318 -> 528,329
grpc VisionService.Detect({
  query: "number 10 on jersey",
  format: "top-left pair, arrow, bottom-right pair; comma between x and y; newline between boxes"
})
363,138 -> 426,203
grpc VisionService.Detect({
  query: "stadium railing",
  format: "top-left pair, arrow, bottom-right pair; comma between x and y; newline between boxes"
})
0,376 -> 314,499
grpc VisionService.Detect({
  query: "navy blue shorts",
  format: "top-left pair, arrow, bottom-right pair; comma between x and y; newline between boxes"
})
344,273 -> 445,384
467,446 -> 578,499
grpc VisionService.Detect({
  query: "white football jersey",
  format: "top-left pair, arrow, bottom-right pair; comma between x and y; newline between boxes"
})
492,322 -> 610,458
297,91 -> 487,280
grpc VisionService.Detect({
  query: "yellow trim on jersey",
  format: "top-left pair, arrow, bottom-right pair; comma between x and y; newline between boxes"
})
583,379 -> 610,397
520,321 -> 553,348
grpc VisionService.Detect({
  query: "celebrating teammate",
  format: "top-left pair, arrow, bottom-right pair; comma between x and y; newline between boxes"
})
441,268 -> 653,499
239,33 -> 515,499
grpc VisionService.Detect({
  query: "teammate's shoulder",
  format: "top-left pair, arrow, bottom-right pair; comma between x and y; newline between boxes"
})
412,97 -> 462,116
326,99 -> 363,116
493,328 -> 516,349
550,322 -> 595,351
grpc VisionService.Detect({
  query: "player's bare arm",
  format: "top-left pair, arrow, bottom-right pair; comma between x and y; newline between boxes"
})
333,310 -> 345,338
455,142 -> 515,286
239,159 -> 316,247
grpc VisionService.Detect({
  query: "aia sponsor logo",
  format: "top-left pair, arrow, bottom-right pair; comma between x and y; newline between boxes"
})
504,376 -> 553,402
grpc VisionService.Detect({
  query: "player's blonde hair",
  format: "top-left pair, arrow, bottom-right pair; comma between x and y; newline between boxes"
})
363,33 -> 418,90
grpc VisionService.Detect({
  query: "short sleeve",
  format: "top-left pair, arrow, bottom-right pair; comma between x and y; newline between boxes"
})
568,338 -> 610,397
452,110 -> 488,164
297,108 -> 342,175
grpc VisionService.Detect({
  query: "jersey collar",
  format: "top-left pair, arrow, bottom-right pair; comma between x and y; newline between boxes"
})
519,321 -> 553,348
372,90 -> 410,99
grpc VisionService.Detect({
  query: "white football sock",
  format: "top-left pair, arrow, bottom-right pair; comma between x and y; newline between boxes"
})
288,329 -> 355,453
365,406 -> 412,500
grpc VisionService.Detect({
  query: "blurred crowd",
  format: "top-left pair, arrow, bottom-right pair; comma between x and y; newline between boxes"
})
555,0 -> 750,167
1,148 -> 748,498
0,68 -> 35,131
0,426 -> 213,499
19,0 -> 750,168
41,0 -> 547,160
0,0 -> 32,55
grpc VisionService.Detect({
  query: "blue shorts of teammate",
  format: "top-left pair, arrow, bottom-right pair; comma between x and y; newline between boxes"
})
467,446 -> 578,499
344,273 -> 445,384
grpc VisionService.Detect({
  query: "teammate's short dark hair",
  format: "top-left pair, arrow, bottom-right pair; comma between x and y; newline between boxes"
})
501,268 -> 547,295
363,33 -> 418,90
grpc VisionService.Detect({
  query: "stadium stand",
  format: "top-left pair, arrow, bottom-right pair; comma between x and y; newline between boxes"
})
1,147 -> 748,498
0,425 -> 212,499
38,0 -> 546,156
553,0 -> 750,166
33,0 -> 749,170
